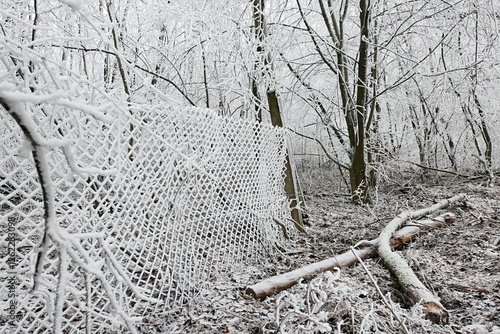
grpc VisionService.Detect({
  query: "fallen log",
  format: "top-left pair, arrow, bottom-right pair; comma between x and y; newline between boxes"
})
246,194 -> 466,318
245,246 -> 377,300
246,211 -> 459,300
377,193 -> 467,324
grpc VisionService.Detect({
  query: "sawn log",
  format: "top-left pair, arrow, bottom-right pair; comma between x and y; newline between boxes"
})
377,193 -> 467,324
245,246 -> 377,300
246,212 -> 458,300
246,194 -> 466,324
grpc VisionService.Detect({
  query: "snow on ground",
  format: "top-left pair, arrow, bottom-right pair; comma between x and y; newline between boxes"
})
150,169 -> 499,334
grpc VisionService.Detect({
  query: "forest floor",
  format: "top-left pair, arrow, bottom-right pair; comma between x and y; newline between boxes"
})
150,169 -> 500,334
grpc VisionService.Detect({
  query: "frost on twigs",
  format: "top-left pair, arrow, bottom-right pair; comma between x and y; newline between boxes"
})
268,267 -> 454,334
270,269 -> 416,334
1,83 -> 293,333
0,31 -> 144,330
57,0 -> 82,11
0,91 -> 144,333
0,4 -> 294,332
273,270 -> 342,333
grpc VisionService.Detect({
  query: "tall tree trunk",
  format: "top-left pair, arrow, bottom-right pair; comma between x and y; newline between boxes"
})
471,4 -> 493,184
106,0 -> 135,157
349,0 -> 371,203
252,0 -> 266,122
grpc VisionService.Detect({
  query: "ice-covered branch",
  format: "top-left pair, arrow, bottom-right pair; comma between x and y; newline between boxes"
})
0,89 -> 114,124
0,89 -> 143,333
0,95 -> 56,293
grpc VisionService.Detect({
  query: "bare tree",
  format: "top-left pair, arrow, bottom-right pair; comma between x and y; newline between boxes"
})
288,0 -> 378,203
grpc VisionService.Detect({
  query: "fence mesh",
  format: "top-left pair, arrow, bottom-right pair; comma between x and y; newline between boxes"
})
0,105 -> 294,333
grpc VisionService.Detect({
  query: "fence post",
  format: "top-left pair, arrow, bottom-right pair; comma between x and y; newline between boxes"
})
267,90 -> 305,232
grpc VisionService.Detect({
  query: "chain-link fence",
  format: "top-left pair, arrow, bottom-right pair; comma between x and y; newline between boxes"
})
0,105 -> 294,333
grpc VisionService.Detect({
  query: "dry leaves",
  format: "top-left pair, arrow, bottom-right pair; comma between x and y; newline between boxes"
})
140,171 -> 499,333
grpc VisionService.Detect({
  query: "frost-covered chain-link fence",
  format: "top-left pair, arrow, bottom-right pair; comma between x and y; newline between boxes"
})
0,105 -> 294,333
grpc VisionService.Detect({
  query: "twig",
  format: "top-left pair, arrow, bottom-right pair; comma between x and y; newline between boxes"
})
273,218 -> 290,240
286,127 -> 349,170
400,160 -> 470,178
51,45 -> 196,106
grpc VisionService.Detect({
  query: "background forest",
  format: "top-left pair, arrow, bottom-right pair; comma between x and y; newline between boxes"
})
1,1 -> 500,333
2,0 -> 499,202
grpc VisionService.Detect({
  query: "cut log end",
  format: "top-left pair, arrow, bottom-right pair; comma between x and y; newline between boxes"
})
245,281 -> 298,300
245,277 -> 301,301
390,212 -> 456,249
244,287 -> 258,300
442,212 -> 456,224
423,301 -> 449,325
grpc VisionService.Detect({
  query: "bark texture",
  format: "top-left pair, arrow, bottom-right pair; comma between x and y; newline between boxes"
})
245,246 -> 376,300
377,194 -> 466,324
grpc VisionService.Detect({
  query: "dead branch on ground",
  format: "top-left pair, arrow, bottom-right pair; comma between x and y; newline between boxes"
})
246,194 -> 467,325
377,193 -> 466,324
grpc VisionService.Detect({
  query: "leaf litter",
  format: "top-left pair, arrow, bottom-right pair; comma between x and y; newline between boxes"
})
142,170 -> 499,333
